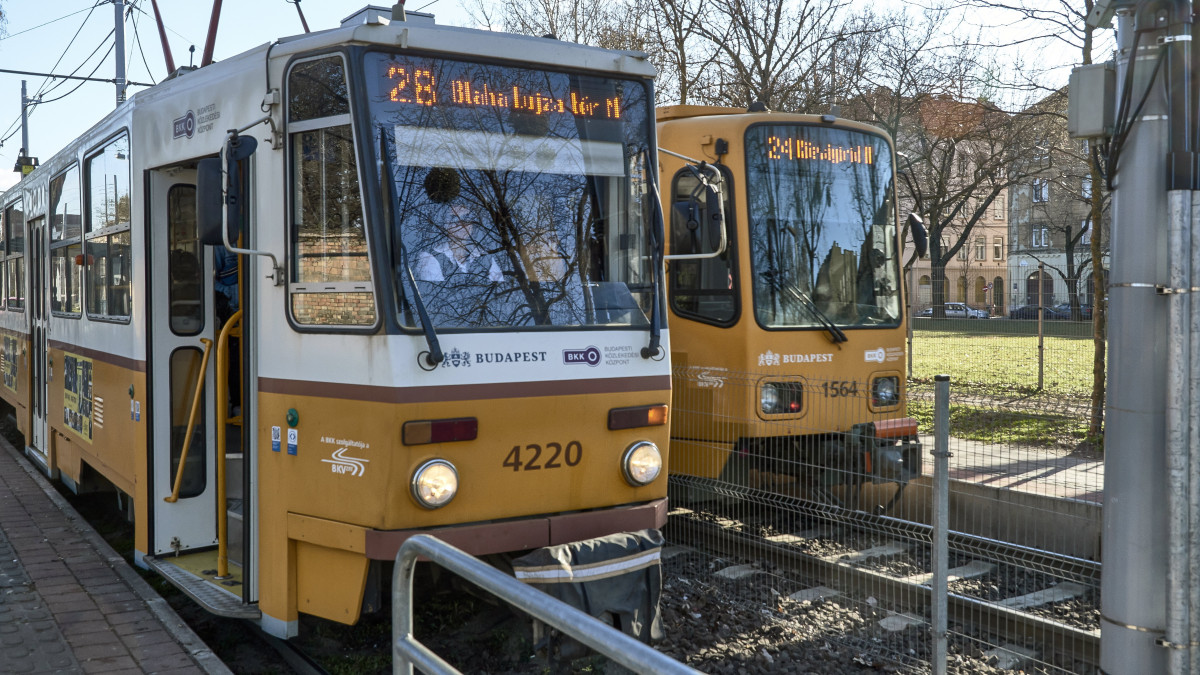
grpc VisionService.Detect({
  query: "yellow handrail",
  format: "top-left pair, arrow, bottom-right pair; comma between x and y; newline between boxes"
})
215,308 -> 243,579
164,338 -> 213,504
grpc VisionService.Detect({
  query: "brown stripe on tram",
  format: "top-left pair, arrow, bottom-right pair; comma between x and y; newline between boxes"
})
48,340 -> 147,373
258,374 -> 672,403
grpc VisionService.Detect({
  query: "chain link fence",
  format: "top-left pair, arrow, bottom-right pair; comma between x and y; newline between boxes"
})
664,343 -> 1102,673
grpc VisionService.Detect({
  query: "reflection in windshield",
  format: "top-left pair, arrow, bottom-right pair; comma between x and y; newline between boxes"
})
745,125 -> 901,329
365,53 -> 655,330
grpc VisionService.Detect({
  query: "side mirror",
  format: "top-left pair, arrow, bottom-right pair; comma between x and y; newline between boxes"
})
197,158 -> 224,246
196,134 -> 258,247
908,212 -> 928,259
665,164 -> 727,261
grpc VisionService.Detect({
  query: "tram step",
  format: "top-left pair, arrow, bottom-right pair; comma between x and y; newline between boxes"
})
142,554 -> 260,620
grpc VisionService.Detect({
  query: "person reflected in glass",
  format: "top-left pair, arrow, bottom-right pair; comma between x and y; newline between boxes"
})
415,204 -> 504,283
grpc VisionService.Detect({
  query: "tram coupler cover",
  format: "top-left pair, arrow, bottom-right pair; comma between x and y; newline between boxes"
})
512,529 -> 664,645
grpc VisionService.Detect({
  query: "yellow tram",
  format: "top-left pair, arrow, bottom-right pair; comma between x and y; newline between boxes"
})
0,9 -> 671,638
657,105 -> 923,509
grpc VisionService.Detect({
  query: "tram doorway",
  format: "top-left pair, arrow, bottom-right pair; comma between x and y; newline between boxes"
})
27,216 -> 48,466
144,164 -> 257,617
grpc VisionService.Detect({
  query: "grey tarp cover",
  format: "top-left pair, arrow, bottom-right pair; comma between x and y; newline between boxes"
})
512,528 -> 664,642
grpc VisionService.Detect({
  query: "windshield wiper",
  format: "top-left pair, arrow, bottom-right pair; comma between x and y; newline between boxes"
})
642,177 -> 665,358
762,270 -> 848,344
380,129 -> 444,367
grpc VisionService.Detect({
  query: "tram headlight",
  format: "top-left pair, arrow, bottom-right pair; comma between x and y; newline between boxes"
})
411,459 -> 458,509
872,376 -> 900,408
760,383 -> 781,413
760,381 -> 803,414
621,441 -> 662,486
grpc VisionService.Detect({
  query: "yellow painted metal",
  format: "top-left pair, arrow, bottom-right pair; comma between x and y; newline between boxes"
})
656,107 -> 912,478
165,338 -> 213,504
215,309 -> 242,579
286,513 -> 367,554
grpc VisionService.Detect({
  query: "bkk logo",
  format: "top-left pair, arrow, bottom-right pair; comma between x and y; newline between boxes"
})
172,111 -> 195,139
563,346 -> 602,366
865,348 -> 886,363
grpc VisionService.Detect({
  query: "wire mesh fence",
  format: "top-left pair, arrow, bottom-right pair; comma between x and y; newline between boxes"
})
664,360 -> 1101,673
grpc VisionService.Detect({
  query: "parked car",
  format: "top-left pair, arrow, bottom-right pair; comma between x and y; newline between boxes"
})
1052,303 -> 1093,320
1009,305 -> 1069,320
918,302 -> 989,319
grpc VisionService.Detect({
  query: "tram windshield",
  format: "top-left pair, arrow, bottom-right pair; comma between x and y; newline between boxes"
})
745,124 -> 901,330
364,52 -> 657,330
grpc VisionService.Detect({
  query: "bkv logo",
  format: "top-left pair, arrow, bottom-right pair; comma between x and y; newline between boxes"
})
321,447 -> 369,477
440,348 -> 472,368
563,346 -> 601,367
173,111 -> 195,139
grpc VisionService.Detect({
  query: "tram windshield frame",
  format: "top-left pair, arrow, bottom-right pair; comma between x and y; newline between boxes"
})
744,123 -> 902,331
363,51 -> 659,332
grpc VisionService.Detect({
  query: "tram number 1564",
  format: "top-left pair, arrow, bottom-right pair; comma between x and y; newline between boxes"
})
503,442 -> 583,471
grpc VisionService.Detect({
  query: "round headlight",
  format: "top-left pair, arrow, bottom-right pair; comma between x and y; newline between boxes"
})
874,377 -> 898,406
760,383 -> 780,413
411,459 -> 458,509
622,441 -> 662,486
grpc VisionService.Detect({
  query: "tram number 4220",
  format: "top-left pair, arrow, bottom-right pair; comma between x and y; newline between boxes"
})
503,442 -> 583,471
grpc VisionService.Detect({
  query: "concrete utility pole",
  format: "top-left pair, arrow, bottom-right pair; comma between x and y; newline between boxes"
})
114,0 -> 126,104
1082,1 -> 1193,673
19,80 -> 29,160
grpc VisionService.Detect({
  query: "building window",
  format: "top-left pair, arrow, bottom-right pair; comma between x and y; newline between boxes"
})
1080,219 -> 1092,246
1032,179 -> 1049,203
993,200 -> 1005,220
975,237 -> 985,261
1031,226 -> 1050,248
1082,177 -> 1092,200
993,236 -> 1004,260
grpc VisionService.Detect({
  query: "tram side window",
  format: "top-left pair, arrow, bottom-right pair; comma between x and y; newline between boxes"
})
3,199 -> 24,312
85,134 -> 132,321
287,55 -> 376,328
669,167 -> 736,325
50,165 -> 83,317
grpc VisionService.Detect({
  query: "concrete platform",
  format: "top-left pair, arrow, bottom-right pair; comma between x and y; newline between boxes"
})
0,436 -> 230,674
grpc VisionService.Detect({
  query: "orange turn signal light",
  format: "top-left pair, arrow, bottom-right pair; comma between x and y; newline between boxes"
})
608,404 -> 668,430
874,417 -> 919,439
402,417 -> 478,445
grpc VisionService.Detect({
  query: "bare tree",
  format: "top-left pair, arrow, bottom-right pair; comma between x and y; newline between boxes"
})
636,0 -> 724,105
960,0 -> 1111,444
681,0 -> 872,110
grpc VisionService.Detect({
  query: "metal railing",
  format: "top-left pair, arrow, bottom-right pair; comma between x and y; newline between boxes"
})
391,534 -> 699,675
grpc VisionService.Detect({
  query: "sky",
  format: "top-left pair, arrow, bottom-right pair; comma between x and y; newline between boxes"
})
0,0 -> 477,191
0,0 -> 1100,193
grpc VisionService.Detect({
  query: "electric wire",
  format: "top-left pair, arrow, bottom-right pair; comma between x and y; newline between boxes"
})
0,6 -> 93,43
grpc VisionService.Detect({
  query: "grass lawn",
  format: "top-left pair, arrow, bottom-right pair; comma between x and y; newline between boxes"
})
910,321 -> 1102,399
908,321 -> 1102,449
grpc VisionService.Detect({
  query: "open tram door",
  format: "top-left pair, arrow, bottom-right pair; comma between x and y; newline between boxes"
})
142,154 -> 258,620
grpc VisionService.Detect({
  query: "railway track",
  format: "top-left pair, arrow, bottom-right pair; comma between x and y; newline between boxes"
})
664,476 -> 1100,672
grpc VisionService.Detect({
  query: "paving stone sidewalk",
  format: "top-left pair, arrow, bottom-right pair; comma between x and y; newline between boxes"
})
0,437 -> 230,674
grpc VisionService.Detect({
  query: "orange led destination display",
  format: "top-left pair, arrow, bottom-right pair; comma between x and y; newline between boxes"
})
766,136 -> 874,165
385,63 -> 621,119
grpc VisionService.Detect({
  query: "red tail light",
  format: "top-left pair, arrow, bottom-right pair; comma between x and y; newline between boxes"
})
402,418 -> 478,445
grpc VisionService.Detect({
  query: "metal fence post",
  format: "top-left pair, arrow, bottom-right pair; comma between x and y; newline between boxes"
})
932,374 -> 951,675
1038,262 -> 1045,390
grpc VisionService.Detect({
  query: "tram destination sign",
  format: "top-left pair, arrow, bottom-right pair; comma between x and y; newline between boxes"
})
381,58 -> 623,121
764,135 -> 875,165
